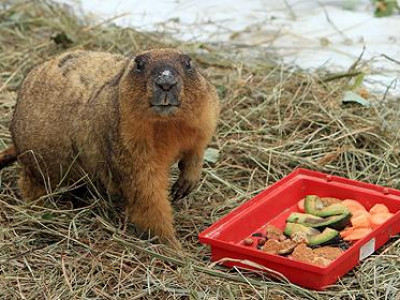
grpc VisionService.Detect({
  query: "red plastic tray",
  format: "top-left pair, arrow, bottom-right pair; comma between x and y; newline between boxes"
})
198,168 -> 400,290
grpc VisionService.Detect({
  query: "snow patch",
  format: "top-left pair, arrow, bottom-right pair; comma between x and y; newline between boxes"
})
56,0 -> 400,96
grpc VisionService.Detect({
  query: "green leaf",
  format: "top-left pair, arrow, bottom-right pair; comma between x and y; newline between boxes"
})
348,72 -> 365,90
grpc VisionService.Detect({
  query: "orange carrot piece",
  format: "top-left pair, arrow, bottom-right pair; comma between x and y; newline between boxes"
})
341,199 -> 367,214
370,213 -> 394,229
352,210 -> 371,219
340,227 -> 354,238
341,199 -> 367,213
297,199 -> 305,212
351,214 -> 371,228
342,199 -> 365,208
369,203 -> 389,215
343,227 -> 373,241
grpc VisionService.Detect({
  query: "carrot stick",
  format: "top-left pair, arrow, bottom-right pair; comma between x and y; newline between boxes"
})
341,199 -> 367,214
370,213 -> 394,229
340,227 -> 354,238
343,228 -> 373,241
369,203 -> 389,215
351,214 -> 371,228
352,210 -> 371,219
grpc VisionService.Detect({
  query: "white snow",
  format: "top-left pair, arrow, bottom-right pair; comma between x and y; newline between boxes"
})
56,0 -> 400,96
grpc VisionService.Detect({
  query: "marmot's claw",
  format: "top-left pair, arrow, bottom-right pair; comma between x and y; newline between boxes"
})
171,178 -> 197,201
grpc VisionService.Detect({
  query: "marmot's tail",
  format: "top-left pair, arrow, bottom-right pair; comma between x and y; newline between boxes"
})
0,145 -> 17,169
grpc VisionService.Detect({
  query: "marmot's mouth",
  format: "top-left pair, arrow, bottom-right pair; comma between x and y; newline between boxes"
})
150,104 -> 179,108
151,104 -> 179,117
150,92 -> 180,116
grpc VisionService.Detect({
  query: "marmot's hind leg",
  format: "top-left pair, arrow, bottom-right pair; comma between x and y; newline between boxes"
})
18,168 -> 47,202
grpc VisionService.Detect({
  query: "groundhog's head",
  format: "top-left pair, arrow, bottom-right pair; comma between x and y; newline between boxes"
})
121,48 -> 211,120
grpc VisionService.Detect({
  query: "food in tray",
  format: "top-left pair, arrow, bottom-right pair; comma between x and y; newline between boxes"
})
300,196 -> 393,242
304,195 -> 350,217
263,239 -> 297,255
340,201 -> 393,240
342,227 -> 373,241
241,195 -> 394,266
290,244 -> 343,267
265,224 -> 287,241
284,223 -> 341,246
341,199 -> 367,214
286,212 -> 351,231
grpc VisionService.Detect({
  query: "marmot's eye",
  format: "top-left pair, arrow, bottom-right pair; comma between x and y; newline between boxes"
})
134,57 -> 145,72
184,58 -> 193,71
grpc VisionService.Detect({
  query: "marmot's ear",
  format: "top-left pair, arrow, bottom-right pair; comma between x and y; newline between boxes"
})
127,53 -> 136,61
125,54 -> 136,74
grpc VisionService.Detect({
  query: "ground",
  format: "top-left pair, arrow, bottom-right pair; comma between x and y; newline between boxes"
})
0,1 -> 399,299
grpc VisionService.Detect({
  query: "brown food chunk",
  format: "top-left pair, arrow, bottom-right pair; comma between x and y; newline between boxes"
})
243,238 -> 254,246
262,239 -> 282,254
278,234 -> 287,241
291,231 -> 309,244
277,239 -> 297,255
292,244 -> 343,266
312,256 -> 332,267
313,246 -> 343,261
265,225 -> 286,241
291,243 -> 315,264
265,225 -> 283,235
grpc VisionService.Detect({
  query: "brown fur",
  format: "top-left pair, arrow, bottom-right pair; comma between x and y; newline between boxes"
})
0,145 -> 17,169
8,48 -> 220,246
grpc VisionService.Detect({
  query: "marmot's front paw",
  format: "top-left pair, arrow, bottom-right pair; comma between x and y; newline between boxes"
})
171,177 -> 198,201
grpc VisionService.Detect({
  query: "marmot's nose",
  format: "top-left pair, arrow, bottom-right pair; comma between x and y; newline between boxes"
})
155,71 -> 178,92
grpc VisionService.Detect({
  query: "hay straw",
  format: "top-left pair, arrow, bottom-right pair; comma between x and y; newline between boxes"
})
0,0 -> 399,299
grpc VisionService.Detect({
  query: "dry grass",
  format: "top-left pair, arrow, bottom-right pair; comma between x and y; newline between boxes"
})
0,0 -> 400,299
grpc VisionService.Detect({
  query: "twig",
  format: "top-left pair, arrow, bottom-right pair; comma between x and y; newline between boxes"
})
381,54 -> 400,65
320,71 -> 362,83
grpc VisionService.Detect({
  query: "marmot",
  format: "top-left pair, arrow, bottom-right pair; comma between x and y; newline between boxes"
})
0,48 -> 220,246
